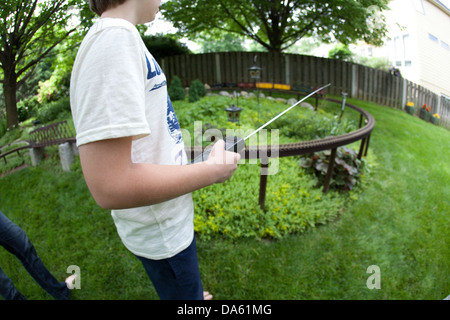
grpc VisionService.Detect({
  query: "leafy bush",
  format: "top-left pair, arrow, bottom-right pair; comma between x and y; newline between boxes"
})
0,114 -> 8,137
266,108 -> 357,141
0,126 -> 22,147
300,146 -> 364,191
328,43 -> 353,61
168,75 -> 186,101
188,79 -> 206,103
17,96 -> 40,122
188,87 -> 200,103
141,34 -> 191,62
34,97 -> 71,123
177,95 -> 230,128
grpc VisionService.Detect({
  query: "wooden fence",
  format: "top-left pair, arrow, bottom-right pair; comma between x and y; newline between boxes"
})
160,52 -> 450,129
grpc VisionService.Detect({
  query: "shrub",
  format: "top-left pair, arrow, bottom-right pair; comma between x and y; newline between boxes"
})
34,97 -> 71,123
328,43 -> 353,61
266,109 -> 357,141
0,115 -> 7,137
188,87 -> 200,103
17,96 -> 40,122
188,80 -> 206,103
176,95 -> 232,130
168,75 -> 186,101
141,35 -> 191,61
300,146 -> 364,191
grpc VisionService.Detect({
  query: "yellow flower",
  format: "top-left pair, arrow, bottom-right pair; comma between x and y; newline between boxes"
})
433,113 -> 440,119
406,102 -> 414,107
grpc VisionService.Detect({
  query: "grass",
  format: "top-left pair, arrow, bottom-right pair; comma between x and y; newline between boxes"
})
0,98 -> 448,300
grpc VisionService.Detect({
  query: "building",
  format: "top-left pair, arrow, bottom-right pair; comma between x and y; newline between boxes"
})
386,0 -> 449,95
300,1 -> 450,99
367,0 -> 450,99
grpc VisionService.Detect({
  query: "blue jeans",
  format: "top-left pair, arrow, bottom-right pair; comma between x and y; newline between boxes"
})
136,236 -> 204,300
0,211 -> 70,300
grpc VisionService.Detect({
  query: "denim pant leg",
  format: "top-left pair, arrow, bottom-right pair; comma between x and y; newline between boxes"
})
0,265 -> 26,300
136,236 -> 204,300
0,211 -> 70,300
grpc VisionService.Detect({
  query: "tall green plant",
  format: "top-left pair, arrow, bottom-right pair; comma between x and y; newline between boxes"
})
141,34 -> 191,61
161,0 -> 389,53
168,76 -> 186,101
300,147 -> 365,191
188,79 -> 206,103
0,0 -> 93,128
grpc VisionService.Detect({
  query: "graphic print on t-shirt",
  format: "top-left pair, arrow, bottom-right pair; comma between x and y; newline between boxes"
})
166,96 -> 183,144
146,54 -> 161,80
145,53 -> 183,145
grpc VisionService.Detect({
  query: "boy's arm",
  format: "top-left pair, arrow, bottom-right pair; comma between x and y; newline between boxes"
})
79,137 -> 240,210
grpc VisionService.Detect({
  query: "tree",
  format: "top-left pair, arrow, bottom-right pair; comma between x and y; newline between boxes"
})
0,0 -> 93,129
141,34 -> 191,62
328,43 -> 354,61
161,0 -> 389,54
198,32 -> 246,53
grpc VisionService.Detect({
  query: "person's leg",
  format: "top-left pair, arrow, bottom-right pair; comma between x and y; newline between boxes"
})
0,211 -> 70,300
136,236 -> 204,300
0,265 -> 26,300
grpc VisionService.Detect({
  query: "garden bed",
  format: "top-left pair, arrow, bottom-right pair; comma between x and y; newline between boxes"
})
174,94 -> 373,239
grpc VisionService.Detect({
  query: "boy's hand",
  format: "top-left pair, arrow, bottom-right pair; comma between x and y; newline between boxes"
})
205,140 -> 240,183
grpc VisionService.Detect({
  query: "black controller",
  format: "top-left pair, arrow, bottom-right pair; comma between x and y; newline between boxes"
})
191,136 -> 245,163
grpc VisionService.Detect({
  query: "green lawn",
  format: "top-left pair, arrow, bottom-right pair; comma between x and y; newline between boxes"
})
0,98 -> 448,300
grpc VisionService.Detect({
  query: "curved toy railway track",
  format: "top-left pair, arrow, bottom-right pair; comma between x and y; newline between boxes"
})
186,97 -> 375,209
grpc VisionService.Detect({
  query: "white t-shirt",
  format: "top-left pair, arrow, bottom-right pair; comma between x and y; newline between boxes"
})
70,18 -> 194,260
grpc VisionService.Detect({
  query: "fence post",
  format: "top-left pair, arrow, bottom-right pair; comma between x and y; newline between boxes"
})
29,147 -> 44,166
59,142 -> 74,172
401,78 -> 407,109
215,53 -> 221,84
363,67 -> 369,101
161,58 -> 166,77
285,55 -> 290,85
259,161 -> 269,211
351,64 -> 358,98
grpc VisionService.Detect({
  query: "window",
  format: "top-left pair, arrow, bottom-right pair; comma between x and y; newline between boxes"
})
403,34 -> 411,60
394,36 -> 402,60
428,33 -> 438,43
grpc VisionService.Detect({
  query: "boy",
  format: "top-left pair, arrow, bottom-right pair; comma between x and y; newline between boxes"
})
70,0 -> 240,299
